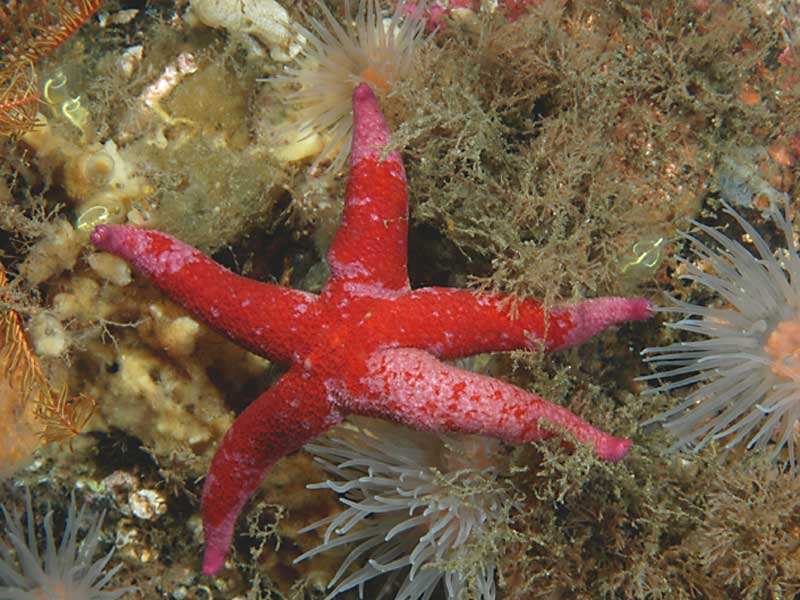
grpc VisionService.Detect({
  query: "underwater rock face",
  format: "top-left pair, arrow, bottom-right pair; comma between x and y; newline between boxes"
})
0,0 -> 798,598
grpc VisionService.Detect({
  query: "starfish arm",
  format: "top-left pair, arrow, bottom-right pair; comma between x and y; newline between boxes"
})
389,288 -> 652,358
325,83 -> 410,295
90,225 -> 319,363
347,347 -> 631,461
201,370 -> 342,575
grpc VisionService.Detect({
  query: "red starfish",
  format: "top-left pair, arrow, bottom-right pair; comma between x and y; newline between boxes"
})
90,83 -> 651,575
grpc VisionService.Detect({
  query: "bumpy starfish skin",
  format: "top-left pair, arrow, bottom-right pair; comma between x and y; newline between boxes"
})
90,83 -> 652,575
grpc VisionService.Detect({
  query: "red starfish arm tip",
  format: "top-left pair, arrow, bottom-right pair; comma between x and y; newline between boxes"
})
347,348 -> 631,461
389,289 -> 652,359
91,224 -> 319,362
326,83 -> 410,294
201,371 -> 342,575
552,297 -> 652,350
350,82 -> 400,165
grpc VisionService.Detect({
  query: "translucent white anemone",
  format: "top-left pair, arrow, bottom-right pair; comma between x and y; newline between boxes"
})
296,418 -> 511,600
0,488 -> 134,600
273,0 -> 428,173
640,198 -> 800,467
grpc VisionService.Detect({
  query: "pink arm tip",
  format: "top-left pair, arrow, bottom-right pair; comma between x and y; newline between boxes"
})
556,297 -> 653,349
89,224 -> 109,247
90,224 -> 131,257
594,435 -> 632,462
350,83 -> 398,165
203,551 -> 225,576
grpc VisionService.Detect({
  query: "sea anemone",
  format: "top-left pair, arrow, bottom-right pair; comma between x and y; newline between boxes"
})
273,0 -> 428,172
0,487 -> 134,599
639,198 -> 800,467
296,418 -> 513,600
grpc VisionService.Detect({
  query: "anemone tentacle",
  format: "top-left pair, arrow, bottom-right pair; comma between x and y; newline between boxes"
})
641,198 -> 800,468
